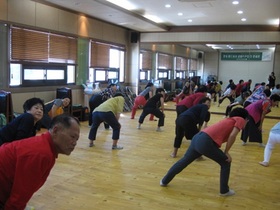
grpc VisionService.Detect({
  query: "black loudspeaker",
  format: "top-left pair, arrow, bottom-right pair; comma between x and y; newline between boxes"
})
130,32 -> 139,43
198,52 -> 203,59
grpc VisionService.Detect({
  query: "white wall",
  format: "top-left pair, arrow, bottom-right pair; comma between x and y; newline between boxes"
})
218,50 -> 275,87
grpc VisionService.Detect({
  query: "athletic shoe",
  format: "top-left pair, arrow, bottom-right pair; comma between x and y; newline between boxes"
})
259,161 -> 269,167
160,179 -> 167,187
112,145 -> 123,150
156,127 -> 163,132
220,189 -> 235,197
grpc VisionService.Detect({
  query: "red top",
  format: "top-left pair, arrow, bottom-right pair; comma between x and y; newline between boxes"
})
0,132 -> 57,210
235,83 -> 243,96
202,117 -> 246,147
177,92 -> 206,108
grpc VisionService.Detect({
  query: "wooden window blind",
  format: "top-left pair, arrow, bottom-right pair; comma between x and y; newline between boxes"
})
11,27 -> 77,64
176,57 -> 187,70
158,53 -> 172,69
142,51 -> 152,70
190,59 -> 197,70
90,42 -> 110,68
49,34 -> 77,63
11,27 -> 48,62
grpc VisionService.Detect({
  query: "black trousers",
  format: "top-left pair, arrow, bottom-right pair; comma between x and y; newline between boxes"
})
241,115 -> 262,143
139,107 -> 164,127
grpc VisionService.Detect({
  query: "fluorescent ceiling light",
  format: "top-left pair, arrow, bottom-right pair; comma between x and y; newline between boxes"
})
232,1 -> 239,5
143,15 -> 163,23
178,13 -> 183,16
241,18 -> 247,21
269,18 -> 280,26
165,4 -> 171,8
237,10 -> 243,14
106,0 -> 136,10
188,19 -> 193,22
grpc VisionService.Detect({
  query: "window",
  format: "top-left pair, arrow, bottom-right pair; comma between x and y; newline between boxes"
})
92,68 -> 119,83
156,53 -> 172,80
158,69 -> 170,80
158,53 -> 172,69
139,70 -> 151,82
21,64 -> 67,86
189,59 -> 198,71
140,51 -> 152,82
175,70 -> 186,79
175,57 -> 187,70
108,68 -> 119,80
9,26 -> 77,86
90,41 -> 125,83
95,69 -> 106,82
10,63 -> 75,86
10,63 -> 21,86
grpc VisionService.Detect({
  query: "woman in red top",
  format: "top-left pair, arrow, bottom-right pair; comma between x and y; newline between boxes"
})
160,108 -> 248,196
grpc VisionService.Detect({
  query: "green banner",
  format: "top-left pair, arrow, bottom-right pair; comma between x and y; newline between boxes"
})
221,52 -> 262,61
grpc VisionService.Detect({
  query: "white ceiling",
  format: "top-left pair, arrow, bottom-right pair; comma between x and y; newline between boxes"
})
36,0 -> 280,51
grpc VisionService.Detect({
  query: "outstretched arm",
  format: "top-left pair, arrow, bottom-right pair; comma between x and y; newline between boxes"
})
224,127 -> 240,162
160,97 -> 164,112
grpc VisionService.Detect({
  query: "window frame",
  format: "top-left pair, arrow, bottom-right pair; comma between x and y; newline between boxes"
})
21,64 -> 68,86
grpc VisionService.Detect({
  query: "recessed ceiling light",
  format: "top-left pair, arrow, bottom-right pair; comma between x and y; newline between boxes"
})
237,10 -> 243,14
232,1 -> 239,5
188,19 -> 192,22
241,18 -> 247,21
165,4 -> 171,8
178,12 -> 183,16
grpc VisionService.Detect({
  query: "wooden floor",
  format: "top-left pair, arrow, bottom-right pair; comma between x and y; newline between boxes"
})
29,100 -> 280,210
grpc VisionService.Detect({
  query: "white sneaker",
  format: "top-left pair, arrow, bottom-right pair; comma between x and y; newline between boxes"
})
160,179 -> 167,187
259,161 -> 269,167
242,141 -> 246,146
137,124 -> 141,129
156,127 -> 163,132
220,189 -> 235,197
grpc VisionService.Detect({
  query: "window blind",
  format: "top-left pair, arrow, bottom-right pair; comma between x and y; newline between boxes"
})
90,42 -> 110,68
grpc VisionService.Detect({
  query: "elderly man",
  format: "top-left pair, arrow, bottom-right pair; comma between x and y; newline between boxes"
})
0,115 -> 80,210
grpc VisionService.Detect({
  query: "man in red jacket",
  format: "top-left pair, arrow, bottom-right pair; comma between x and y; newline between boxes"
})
0,115 -> 80,210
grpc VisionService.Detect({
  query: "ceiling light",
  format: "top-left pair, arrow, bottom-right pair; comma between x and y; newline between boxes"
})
188,19 -> 193,22
241,18 -> 247,21
232,1 -> 239,5
165,4 -> 171,8
237,10 -> 243,14
106,0 -> 136,10
269,18 -> 280,26
143,15 -> 163,23
178,12 -> 183,16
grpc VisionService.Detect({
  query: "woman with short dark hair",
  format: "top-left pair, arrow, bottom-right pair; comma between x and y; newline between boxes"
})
0,97 -> 44,146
